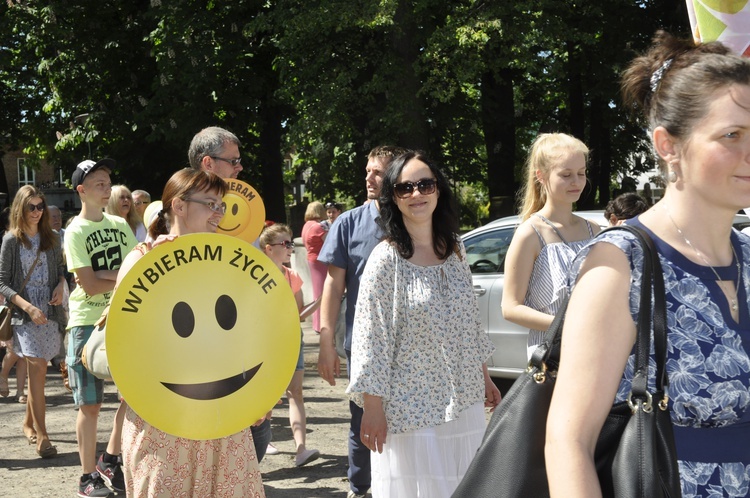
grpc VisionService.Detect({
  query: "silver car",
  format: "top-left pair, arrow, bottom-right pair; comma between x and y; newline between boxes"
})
462,210 -> 750,379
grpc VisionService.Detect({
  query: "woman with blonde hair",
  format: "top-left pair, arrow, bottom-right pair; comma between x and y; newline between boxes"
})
301,201 -> 327,333
0,186 -> 66,458
106,185 -> 146,242
501,133 -> 600,359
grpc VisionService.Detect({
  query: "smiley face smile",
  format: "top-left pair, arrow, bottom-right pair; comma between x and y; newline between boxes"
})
106,234 -> 300,440
162,362 -> 263,400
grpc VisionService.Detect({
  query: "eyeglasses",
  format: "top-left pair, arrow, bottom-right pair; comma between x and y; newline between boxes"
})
269,240 -> 295,249
325,202 -> 339,209
393,179 -> 437,199
184,198 -> 227,214
210,156 -> 242,167
27,202 -> 46,213
134,200 -> 150,207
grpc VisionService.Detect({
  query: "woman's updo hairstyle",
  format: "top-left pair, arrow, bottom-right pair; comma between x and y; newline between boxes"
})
621,30 -> 750,176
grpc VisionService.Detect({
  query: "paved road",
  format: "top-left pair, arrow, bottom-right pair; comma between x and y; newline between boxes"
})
0,322 -> 357,497
0,318 -> 506,497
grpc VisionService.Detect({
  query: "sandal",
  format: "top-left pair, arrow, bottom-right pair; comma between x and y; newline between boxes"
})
17,394 -> 27,403
60,360 -> 71,392
36,440 -> 57,459
24,429 -> 38,445
0,376 -> 8,397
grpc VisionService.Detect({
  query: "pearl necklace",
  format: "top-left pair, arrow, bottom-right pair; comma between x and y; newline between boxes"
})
664,206 -> 741,311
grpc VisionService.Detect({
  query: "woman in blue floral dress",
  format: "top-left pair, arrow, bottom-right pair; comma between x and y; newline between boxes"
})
546,31 -> 750,497
0,186 -> 66,458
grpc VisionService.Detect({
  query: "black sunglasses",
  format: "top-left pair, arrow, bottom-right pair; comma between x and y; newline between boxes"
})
393,179 -> 437,199
269,240 -> 295,249
27,202 -> 46,212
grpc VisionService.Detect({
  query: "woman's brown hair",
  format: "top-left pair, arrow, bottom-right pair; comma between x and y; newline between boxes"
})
621,31 -> 750,177
9,185 -> 58,251
304,201 -> 326,222
148,168 -> 228,239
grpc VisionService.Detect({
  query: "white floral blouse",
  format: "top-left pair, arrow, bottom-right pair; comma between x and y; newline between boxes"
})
347,240 -> 494,434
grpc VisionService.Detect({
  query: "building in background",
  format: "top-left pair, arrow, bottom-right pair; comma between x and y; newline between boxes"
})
1,148 -> 78,211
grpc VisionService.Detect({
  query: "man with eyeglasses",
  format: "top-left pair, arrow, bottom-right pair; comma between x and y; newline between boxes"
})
188,126 -> 243,179
317,145 -> 408,498
131,190 -> 151,221
187,125 -> 273,463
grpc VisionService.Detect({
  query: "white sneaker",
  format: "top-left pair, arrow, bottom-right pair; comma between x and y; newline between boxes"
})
295,448 -> 320,467
265,443 -> 280,456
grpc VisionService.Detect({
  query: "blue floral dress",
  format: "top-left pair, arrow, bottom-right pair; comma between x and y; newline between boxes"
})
14,234 -> 61,361
570,220 -> 750,497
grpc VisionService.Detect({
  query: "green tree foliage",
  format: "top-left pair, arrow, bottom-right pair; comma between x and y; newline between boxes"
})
1,0 -> 690,226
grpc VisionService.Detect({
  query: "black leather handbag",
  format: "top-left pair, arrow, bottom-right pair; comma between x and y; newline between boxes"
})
452,226 -> 682,498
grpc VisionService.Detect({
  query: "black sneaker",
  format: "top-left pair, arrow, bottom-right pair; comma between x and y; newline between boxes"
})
96,454 -> 125,492
78,473 -> 113,497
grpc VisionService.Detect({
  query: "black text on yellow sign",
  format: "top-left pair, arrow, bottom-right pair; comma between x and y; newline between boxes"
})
218,179 -> 266,244
107,233 -> 299,440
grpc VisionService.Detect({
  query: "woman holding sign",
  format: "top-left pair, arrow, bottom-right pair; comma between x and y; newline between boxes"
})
347,151 -> 500,497
117,169 -> 265,497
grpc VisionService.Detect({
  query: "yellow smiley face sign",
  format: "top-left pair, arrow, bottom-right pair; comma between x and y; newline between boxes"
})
107,233 -> 299,440
142,200 -> 163,228
218,179 -> 266,244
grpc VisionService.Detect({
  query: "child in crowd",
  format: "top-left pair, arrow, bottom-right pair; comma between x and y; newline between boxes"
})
65,159 -> 137,497
261,224 -> 321,467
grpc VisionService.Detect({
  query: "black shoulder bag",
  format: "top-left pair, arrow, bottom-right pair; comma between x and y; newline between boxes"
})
452,225 -> 681,498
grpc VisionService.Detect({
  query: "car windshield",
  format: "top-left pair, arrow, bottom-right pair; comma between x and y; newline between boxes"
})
465,227 -> 515,274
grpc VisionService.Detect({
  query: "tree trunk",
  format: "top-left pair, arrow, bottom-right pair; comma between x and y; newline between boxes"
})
391,1 -> 430,151
481,65 -> 517,219
258,99 -> 286,224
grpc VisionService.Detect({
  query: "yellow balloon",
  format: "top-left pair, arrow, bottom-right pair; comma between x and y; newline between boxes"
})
218,179 -> 266,244
107,233 -> 299,440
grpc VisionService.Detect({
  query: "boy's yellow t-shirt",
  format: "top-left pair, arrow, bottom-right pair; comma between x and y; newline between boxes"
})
64,212 -> 137,328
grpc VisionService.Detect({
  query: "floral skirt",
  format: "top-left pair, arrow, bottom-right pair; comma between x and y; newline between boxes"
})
122,406 -> 266,497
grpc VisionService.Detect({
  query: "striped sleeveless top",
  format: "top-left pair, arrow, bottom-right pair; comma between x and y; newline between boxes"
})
524,214 -> 595,354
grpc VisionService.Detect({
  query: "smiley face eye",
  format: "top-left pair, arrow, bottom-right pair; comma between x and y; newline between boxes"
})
172,301 -> 195,338
232,203 -> 239,216
215,294 -> 237,330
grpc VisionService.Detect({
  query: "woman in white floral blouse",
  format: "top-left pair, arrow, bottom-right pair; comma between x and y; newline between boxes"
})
347,150 -> 501,498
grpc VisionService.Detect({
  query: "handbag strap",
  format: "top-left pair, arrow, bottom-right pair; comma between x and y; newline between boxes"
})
616,226 -> 668,410
17,247 -> 42,297
530,225 -> 669,405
